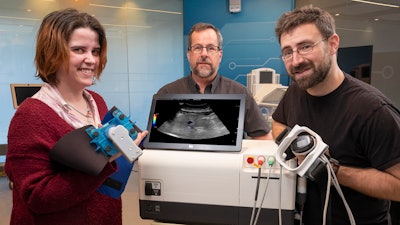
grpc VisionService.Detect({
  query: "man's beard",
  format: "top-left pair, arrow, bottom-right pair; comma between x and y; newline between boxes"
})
192,60 -> 215,78
289,57 -> 331,90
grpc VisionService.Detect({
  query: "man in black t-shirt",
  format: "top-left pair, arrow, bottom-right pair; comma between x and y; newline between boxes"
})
272,5 -> 400,225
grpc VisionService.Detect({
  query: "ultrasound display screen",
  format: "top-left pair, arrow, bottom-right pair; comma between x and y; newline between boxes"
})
143,94 -> 245,152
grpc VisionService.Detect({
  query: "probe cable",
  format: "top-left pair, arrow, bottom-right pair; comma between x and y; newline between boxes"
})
320,154 -> 356,225
278,165 -> 283,225
250,165 -> 273,225
250,167 -> 262,225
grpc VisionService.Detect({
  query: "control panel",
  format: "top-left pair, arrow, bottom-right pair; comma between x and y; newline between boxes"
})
243,154 -> 276,169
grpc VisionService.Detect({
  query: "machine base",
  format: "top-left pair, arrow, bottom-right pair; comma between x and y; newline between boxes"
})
140,200 -> 294,225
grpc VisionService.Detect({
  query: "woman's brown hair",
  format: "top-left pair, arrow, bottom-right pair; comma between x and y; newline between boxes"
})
35,8 -> 107,84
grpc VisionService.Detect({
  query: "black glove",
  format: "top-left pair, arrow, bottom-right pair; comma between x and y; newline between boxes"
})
50,125 -> 108,176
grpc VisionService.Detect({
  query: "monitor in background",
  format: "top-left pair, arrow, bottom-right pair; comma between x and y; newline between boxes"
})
337,45 -> 373,84
259,70 -> 273,83
246,68 -> 280,96
143,94 -> 246,152
10,83 -> 42,109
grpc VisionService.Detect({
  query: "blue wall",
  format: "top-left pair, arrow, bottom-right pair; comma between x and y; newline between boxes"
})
183,0 -> 293,85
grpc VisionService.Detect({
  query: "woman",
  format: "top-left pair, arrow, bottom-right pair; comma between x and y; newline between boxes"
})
5,8 -> 147,225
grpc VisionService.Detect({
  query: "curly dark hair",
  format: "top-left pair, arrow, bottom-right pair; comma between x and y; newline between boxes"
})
275,5 -> 336,43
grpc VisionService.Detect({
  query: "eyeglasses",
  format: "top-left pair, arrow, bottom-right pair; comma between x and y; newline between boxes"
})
189,44 -> 221,54
281,39 -> 326,62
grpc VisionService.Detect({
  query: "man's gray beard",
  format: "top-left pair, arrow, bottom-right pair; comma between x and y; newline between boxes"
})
192,67 -> 215,78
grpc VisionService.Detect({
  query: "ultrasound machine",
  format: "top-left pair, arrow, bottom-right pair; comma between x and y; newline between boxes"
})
137,94 -> 298,225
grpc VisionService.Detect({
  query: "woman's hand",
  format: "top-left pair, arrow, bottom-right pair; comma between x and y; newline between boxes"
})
134,130 -> 148,146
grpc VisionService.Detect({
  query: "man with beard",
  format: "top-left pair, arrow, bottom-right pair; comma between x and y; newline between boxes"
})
157,22 -> 272,140
272,5 -> 400,225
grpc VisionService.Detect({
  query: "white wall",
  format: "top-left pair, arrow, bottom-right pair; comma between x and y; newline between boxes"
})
0,0 -> 184,144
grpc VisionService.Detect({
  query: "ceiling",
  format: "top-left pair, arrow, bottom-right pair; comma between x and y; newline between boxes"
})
296,0 -> 400,26
0,0 -> 398,36
0,0 -> 398,26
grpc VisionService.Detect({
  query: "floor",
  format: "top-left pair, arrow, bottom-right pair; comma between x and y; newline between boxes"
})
0,167 -> 154,225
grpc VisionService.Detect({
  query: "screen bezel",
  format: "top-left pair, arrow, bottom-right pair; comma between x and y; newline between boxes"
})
143,94 -> 246,152
10,83 -> 42,109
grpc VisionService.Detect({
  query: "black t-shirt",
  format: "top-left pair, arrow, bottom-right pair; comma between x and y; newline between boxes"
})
272,73 -> 400,225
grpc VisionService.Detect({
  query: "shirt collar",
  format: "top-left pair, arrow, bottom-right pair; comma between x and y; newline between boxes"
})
188,74 -> 221,94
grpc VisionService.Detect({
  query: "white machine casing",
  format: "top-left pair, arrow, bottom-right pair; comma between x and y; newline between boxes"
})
247,68 -> 280,96
138,140 -> 297,225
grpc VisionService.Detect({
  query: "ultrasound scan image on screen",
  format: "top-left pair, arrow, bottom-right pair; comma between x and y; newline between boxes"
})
143,94 -> 246,152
